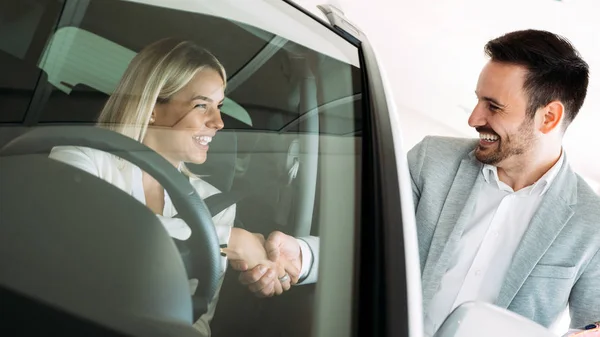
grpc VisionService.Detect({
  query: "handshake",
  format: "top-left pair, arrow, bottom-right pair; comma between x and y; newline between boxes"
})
222,229 -> 303,297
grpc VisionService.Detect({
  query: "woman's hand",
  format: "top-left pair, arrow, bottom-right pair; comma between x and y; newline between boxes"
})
223,228 -> 269,268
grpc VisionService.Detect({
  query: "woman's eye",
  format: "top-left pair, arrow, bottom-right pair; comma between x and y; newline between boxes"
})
217,104 -> 224,110
194,103 -> 207,110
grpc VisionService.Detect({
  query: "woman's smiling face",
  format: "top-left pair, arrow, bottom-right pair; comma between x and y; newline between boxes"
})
144,68 -> 225,166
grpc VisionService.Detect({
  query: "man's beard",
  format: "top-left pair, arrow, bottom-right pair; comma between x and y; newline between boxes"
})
475,118 -> 536,166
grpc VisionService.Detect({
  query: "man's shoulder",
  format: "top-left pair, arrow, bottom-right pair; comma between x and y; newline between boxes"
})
408,136 -> 480,184
418,136 -> 479,158
411,136 -> 479,168
574,174 -> 600,210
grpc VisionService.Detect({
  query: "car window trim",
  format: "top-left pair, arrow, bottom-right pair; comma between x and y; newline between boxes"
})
23,0 -> 83,126
281,0 -> 360,48
283,2 -> 411,336
355,36 -> 410,337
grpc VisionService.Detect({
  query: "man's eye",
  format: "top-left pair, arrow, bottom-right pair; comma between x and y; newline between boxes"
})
488,103 -> 500,112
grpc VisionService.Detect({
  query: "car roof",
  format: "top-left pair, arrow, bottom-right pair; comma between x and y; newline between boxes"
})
124,0 -> 359,66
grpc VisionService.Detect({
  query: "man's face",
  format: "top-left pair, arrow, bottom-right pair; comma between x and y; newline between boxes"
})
468,61 -> 538,166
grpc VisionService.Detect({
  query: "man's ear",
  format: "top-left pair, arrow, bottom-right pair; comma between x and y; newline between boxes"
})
539,101 -> 564,134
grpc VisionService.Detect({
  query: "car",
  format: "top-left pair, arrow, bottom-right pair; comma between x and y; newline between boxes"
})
0,1 -> 563,336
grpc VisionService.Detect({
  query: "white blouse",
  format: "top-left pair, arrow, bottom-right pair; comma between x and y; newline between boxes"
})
49,145 -> 234,336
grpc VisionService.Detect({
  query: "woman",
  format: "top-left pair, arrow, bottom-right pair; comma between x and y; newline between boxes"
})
49,38 -> 291,336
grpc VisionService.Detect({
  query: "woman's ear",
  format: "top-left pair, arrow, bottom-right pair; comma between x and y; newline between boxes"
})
539,101 -> 564,134
149,112 -> 156,125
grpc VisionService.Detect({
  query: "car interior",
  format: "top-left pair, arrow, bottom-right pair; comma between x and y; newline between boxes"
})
0,0 -> 364,336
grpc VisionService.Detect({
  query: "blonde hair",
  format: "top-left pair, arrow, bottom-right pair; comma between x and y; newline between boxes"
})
97,38 -> 226,176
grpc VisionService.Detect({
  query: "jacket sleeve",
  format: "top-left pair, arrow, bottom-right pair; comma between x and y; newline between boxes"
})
569,247 -> 600,328
406,136 -> 430,211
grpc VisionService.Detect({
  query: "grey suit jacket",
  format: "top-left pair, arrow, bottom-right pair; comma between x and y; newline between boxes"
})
408,136 -> 600,329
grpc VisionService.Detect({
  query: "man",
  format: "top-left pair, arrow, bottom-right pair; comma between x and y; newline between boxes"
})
232,29 -> 600,335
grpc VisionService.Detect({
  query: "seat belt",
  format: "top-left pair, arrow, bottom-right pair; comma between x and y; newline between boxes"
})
173,176 -> 284,220
204,189 -> 252,217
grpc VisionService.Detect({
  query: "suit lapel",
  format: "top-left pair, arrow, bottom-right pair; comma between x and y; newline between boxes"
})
421,154 -> 483,311
495,165 -> 577,308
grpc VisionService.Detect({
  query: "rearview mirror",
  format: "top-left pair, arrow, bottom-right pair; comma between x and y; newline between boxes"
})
434,301 -> 556,337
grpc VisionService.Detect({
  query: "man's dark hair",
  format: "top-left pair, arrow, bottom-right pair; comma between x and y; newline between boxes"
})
484,29 -> 589,127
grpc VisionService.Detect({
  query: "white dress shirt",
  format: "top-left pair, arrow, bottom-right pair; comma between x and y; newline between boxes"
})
297,238 -> 314,281
424,152 -> 564,336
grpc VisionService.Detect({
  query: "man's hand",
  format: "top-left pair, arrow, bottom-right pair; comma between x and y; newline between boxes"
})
230,231 -> 302,297
265,231 -> 301,284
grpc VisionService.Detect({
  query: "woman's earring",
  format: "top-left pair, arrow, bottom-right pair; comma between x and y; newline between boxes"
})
149,115 -> 156,125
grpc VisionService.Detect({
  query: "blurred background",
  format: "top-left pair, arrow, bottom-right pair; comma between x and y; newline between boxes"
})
300,0 -> 600,194
297,0 -> 600,333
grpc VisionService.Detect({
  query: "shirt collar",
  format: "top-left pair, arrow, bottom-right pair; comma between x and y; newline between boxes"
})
482,150 -> 565,196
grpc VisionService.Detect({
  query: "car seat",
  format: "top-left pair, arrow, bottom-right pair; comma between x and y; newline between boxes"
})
0,153 -> 201,336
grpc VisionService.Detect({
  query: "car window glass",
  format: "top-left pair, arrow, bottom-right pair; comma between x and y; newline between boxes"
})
0,0 -> 62,123
2,1 -> 364,336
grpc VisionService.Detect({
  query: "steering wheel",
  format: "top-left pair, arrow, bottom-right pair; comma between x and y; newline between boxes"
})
0,126 -> 221,318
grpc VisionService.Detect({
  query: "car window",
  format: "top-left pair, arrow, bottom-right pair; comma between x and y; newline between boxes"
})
0,1 -> 364,337
0,0 -> 62,123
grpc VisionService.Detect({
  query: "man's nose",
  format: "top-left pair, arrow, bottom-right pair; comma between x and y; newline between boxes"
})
468,103 -> 486,128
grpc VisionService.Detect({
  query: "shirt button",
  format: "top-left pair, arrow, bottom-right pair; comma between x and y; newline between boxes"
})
475,270 -> 482,276
493,231 -> 499,237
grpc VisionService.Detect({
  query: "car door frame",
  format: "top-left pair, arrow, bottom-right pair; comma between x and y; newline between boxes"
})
282,2 -> 422,337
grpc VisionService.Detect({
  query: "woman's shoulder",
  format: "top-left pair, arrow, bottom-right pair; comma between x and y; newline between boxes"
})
49,146 -> 122,177
50,146 -> 112,161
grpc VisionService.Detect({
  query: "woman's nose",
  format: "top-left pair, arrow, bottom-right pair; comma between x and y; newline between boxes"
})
206,108 -> 224,130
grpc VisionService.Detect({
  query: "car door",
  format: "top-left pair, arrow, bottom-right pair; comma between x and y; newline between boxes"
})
0,1 -> 416,336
